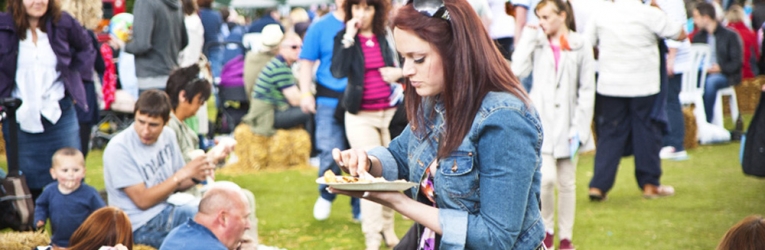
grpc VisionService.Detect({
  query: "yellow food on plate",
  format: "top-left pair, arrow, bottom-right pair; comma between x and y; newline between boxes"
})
323,170 -> 337,183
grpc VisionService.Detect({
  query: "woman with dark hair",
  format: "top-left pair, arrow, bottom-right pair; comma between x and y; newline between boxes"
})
330,0 -> 402,248
0,0 -> 95,200
330,0 -> 545,249
67,206 -> 133,250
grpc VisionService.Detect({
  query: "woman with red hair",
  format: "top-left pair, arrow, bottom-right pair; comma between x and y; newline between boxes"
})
330,0 -> 545,248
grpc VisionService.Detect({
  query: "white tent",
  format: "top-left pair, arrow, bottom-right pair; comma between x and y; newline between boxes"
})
229,0 -> 331,8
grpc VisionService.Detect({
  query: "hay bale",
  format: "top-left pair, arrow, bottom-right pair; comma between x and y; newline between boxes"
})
223,124 -> 270,173
267,127 -> 310,169
737,77 -> 764,113
220,124 -> 310,175
134,244 -> 157,250
683,105 -> 699,150
0,230 -> 50,250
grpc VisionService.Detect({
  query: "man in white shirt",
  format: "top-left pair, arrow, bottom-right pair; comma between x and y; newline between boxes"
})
585,0 -> 686,201
656,0 -> 692,160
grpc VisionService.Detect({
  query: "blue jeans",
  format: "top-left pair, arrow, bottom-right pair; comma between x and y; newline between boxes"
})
663,74 -> 685,151
521,74 -> 533,93
3,97 -> 80,191
314,103 -> 359,218
703,73 -> 730,123
133,203 -> 198,248
206,46 -> 224,79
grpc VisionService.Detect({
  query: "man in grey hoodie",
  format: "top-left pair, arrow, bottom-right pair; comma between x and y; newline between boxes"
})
125,0 -> 188,92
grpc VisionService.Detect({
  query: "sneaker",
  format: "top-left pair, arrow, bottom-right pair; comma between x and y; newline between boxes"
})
659,146 -> 689,161
559,239 -> 575,250
313,197 -> 332,220
543,232 -> 554,250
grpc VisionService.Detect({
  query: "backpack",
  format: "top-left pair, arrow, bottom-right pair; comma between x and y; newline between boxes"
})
742,91 -> 765,177
0,98 -> 35,231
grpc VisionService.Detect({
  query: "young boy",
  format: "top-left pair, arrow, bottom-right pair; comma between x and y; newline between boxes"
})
34,147 -> 105,247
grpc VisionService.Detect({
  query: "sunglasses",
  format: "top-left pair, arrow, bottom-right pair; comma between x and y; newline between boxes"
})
410,0 -> 450,20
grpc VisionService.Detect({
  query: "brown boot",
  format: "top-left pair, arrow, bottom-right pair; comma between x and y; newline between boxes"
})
642,184 -> 675,199
588,187 -> 607,202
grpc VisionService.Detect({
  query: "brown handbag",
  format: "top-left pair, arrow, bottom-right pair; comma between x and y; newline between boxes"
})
0,98 -> 36,231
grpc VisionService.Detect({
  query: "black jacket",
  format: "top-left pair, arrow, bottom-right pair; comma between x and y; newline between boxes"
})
331,30 -> 397,114
691,25 -> 743,86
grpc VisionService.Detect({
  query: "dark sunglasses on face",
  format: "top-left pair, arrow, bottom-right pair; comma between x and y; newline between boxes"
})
410,0 -> 450,20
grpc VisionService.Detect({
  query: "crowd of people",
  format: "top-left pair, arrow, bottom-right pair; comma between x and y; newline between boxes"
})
1,0 -> 765,249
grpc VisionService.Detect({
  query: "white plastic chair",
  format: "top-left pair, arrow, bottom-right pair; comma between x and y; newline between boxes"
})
680,44 -> 711,122
711,86 -> 740,127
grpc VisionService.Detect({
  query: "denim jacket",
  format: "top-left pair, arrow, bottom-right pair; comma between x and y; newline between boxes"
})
368,91 -> 545,249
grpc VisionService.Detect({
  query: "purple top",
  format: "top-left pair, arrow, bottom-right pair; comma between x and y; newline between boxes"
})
0,12 -> 96,111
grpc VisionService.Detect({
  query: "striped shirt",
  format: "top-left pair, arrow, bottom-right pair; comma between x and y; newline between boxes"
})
253,56 -> 294,110
359,35 -> 391,110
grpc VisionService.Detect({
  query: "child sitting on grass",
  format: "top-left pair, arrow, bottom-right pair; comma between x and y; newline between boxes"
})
34,147 -> 105,247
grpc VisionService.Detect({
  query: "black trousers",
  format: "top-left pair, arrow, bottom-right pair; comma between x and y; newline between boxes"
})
590,94 -> 663,193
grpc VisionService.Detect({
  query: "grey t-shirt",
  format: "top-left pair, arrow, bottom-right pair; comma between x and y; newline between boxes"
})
103,125 -> 185,231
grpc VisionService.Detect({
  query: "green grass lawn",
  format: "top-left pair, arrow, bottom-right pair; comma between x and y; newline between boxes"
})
2,115 -> 763,249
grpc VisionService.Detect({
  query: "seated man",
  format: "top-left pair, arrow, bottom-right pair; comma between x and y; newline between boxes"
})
160,181 -> 251,250
242,33 -> 311,136
243,24 -> 284,96
691,2 -> 743,123
103,90 -> 213,248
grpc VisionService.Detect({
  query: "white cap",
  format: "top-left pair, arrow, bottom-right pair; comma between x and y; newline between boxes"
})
261,24 -> 284,48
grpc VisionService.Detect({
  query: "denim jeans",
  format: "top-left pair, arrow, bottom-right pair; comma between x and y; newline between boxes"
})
133,203 -> 198,248
703,73 -> 730,123
206,46 -> 224,79
3,97 -> 80,192
314,103 -> 359,217
521,74 -> 533,93
663,74 -> 685,151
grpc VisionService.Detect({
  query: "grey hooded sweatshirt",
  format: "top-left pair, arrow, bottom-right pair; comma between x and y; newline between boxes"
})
125,0 -> 188,78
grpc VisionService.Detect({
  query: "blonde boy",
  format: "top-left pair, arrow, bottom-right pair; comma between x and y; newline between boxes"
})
34,147 -> 105,247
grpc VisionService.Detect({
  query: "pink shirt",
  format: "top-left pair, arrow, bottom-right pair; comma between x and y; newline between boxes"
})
359,35 -> 392,110
550,42 -> 561,71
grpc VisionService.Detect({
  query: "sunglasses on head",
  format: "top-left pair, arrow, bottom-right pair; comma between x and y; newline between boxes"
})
410,0 -> 450,20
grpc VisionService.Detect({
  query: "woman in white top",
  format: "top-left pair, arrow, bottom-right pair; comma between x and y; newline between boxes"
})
511,0 -> 595,249
487,0 -> 516,60
179,0 -> 205,68
0,0 -> 96,200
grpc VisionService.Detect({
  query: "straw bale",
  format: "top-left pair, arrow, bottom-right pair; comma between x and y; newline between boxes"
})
683,105 -> 698,150
220,124 -> 310,175
736,77 -> 763,113
267,127 -> 311,169
0,230 -> 49,250
134,244 -> 157,250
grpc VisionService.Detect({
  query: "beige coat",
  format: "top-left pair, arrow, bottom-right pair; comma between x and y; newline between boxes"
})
511,27 -> 596,158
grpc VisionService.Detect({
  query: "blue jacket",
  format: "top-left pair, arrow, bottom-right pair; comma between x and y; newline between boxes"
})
368,92 -> 545,249
0,12 -> 96,111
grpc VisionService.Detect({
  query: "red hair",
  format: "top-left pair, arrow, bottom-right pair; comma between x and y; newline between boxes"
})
392,0 -> 528,159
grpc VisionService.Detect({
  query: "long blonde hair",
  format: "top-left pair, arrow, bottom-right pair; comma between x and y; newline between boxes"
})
60,0 -> 103,30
